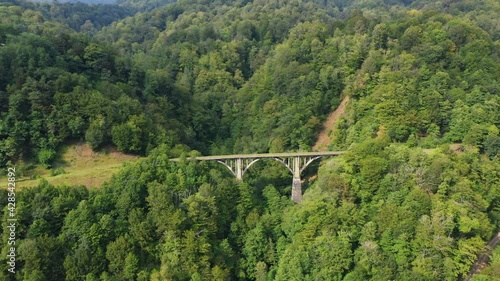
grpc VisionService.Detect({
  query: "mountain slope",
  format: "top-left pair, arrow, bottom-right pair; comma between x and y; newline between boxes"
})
0,1 -> 498,279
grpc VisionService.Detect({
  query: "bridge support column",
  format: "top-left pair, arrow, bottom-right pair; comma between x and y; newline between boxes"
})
235,158 -> 243,180
291,157 -> 302,203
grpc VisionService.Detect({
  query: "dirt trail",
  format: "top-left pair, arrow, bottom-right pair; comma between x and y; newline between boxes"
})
313,96 -> 349,151
464,232 -> 500,280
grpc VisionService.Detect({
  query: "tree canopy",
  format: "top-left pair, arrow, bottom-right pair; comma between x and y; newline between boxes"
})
0,0 -> 499,279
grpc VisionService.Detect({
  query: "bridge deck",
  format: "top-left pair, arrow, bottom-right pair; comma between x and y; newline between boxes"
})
170,151 -> 346,161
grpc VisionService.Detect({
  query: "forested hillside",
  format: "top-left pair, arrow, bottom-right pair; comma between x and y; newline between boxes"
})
0,0 -> 499,280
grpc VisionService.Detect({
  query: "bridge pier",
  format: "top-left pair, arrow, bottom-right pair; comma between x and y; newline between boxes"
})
274,156 -> 320,203
292,156 -> 303,203
235,158 -> 243,180
292,178 -> 302,203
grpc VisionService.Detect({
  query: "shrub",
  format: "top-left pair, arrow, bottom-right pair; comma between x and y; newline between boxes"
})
38,149 -> 56,168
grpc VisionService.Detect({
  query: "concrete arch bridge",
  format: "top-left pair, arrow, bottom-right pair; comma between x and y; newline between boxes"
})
170,151 -> 346,202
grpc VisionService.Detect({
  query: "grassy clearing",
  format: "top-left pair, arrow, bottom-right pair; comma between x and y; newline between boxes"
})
0,142 -> 140,189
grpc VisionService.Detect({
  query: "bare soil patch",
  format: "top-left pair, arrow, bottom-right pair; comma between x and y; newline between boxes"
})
313,96 -> 349,151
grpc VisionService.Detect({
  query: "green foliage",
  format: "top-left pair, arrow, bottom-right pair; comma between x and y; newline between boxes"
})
35,2 -> 135,32
0,0 -> 499,280
1,0 -> 498,165
1,141 -> 499,280
50,167 -> 67,176
85,116 -> 107,150
38,149 -> 56,168
111,114 -> 150,153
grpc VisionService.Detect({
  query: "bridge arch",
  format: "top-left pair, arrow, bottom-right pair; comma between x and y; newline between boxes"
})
216,158 -> 261,180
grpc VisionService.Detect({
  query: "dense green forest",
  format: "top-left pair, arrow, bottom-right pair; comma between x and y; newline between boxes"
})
0,0 -> 499,280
